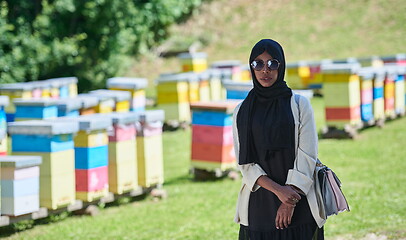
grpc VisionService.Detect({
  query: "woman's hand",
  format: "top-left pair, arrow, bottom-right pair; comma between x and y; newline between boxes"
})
274,185 -> 301,207
275,203 -> 295,229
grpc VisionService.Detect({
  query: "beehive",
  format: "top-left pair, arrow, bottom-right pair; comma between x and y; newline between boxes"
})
107,77 -> 148,112
136,110 -> 164,188
222,80 -> 253,100
73,115 -> 112,202
8,120 -> 78,209
321,63 -> 361,128
0,156 -> 42,216
90,89 -> 131,113
190,101 -> 240,172
178,52 -> 208,73
106,112 -> 138,194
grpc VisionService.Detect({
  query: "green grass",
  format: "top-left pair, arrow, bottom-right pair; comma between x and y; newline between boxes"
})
2,98 -> 406,239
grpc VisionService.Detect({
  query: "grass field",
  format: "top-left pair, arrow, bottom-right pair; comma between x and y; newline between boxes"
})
1,97 -> 406,239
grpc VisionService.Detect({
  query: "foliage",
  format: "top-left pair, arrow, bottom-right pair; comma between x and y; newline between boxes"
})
0,0 -> 204,91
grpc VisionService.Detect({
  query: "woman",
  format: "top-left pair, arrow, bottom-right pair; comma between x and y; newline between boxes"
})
233,39 -> 325,239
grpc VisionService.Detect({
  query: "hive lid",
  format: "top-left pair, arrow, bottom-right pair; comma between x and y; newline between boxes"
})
107,77 -> 148,90
0,83 -> 33,91
75,114 -> 113,131
105,112 -> 138,125
286,61 -> 308,68
90,89 -> 131,102
321,63 -> 361,74
55,98 -> 82,111
76,94 -> 100,108
190,100 -> 242,113
177,52 -> 207,59
357,68 -> 375,80
0,156 -> 42,168
136,110 -> 165,123
47,77 -> 78,85
156,72 -> 199,83
13,98 -> 59,107
8,120 -> 79,135
210,60 -> 241,68
222,80 -> 253,91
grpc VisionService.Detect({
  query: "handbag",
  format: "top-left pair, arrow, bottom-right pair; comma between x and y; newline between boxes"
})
315,158 -> 350,218
294,94 -> 349,219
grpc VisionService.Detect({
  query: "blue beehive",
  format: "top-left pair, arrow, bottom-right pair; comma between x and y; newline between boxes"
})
222,80 -> 253,100
13,99 -> 59,121
0,155 -> 42,216
358,68 -> 375,124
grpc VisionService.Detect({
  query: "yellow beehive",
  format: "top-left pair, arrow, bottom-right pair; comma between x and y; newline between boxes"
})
13,150 -> 75,177
40,173 -> 76,209
0,84 -> 32,114
76,188 -> 109,202
197,72 -> 211,102
178,52 -> 208,73
137,135 -> 164,188
108,139 -> 136,164
187,79 -> 200,103
323,79 -> 360,107
109,161 -> 137,194
208,70 -> 223,101
159,103 -> 191,122
157,81 -> 189,104
286,62 -> 310,89
75,130 -> 108,148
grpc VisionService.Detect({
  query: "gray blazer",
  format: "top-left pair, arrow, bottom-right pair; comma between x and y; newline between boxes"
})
232,93 -> 326,228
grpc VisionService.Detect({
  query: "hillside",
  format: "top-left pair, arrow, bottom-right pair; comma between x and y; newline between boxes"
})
128,0 -> 406,83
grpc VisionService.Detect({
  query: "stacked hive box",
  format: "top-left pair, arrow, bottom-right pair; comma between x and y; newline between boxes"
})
222,80 -> 253,100
76,94 -> 99,115
46,79 -> 61,99
190,101 -> 239,172
197,71 -> 211,102
383,67 -> 397,119
178,52 -> 208,73
107,77 -> 148,112
13,99 -> 59,121
90,89 -> 131,113
240,65 -> 252,82
156,73 -> 191,122
358,68 -> 374,125
56,98 -> 82,117
29,82 -> 43,99
107,112 -> 138,194
74,115 -> 111,202
211,61 -> 242,82
136,110 -> 164,188
48,77 -> 78,98
207,69 -> 223,101
0,83 -> 33,122
381,53 -> 406,65
307,59 -> 333,90
286,61 -> 311,89
79,93 -> 114,114
0,156 -> 42,216
393,66 -> 405,116
0,96 -> 9,156
372,68 -> 386,122
9,120 -> 78,209
322,64 -> 361,128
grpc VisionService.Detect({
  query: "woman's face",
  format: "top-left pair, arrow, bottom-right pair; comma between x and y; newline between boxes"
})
252,51 -> 279,88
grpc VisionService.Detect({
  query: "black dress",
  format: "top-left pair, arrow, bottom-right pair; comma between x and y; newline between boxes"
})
239,101 -> 323,240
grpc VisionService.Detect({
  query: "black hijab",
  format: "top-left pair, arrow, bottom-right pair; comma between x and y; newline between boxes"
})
237,39 -> 293,164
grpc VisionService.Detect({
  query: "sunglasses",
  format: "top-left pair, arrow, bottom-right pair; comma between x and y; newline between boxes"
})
251,59 -> 280,71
